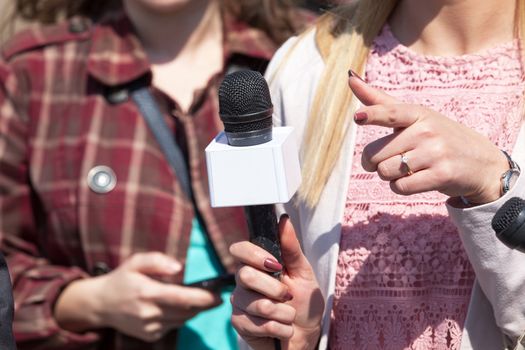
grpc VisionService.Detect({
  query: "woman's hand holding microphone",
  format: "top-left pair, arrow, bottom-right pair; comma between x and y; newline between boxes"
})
230,216 -> 324,350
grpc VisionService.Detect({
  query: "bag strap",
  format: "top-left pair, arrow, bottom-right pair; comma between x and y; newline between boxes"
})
130,87 -> 193,200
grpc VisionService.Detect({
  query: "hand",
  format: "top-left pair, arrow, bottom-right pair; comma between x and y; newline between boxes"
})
348,74 -> 510,205
55,252 -> 221,342
230,216 -> 324,350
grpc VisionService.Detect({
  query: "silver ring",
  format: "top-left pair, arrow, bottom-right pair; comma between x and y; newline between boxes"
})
400,153 -> 413,176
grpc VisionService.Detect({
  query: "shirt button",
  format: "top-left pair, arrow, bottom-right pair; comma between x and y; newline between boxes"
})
92,262 -> 111,276
87,165 -> 117,194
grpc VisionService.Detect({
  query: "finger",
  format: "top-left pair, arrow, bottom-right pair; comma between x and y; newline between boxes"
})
354,103 -> 422,128
125,252 -> 182,276
389,168 -> 441,196
236,265 -> 292,302
376,149 -> 430,181
278,215 -> 313,279
361,128 -> 419,172
145,283 -> 222,310
232,305 -> 294,341
230,288 -> 296,324
348,74 -> 399,106
134,322 -> 163,343
230,241 -> 284,274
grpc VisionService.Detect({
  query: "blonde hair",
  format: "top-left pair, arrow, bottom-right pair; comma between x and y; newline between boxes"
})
298,0 -> 525,207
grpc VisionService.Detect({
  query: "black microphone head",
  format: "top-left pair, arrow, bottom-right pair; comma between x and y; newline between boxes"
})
492,196 -> 525,251
492,197 -> 525,233
218,70 -> 273,146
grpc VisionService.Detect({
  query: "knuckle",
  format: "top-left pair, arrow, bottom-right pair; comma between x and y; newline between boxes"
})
238,266 -> 257,287
376,162 -> 392,180
137,285 -> 153,301
255,299 -> 275,316
386,106 -> 398,124
417,124 -> 435,139
138,307 -> 158,321
264,321 -> 286,337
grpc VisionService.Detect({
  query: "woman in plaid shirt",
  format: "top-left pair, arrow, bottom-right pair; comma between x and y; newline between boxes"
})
0,0 -> 310,349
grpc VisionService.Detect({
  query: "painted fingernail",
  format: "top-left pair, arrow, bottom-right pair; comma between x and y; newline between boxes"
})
354,112 -> 368,124
348,69 -> 366,82
284,292 -> 294,301
264,258 -> 283,272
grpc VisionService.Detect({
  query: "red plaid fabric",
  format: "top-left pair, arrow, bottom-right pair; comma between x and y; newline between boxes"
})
0,12 -> 291,349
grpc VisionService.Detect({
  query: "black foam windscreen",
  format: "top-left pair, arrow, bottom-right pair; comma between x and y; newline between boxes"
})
219,70 -> 272,117
218,70 -> 274,146
492,197 -> 525,233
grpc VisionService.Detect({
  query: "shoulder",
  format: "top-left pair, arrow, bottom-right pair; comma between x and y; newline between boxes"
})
266,27 -> 325,128
1,16 -> 92,62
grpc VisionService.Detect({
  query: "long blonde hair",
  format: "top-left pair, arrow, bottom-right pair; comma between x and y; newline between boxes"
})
298,0 -> 525,207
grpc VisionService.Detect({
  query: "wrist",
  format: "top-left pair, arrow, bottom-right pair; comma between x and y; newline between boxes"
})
289,326 -> 321,350
54,276 -> 106,332
462,150 -> 515,205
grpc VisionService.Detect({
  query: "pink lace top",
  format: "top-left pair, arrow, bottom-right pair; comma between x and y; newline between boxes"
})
329,25 -> 524,349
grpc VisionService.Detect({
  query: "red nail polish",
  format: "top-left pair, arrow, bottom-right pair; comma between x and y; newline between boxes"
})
264,258 -> 283,272
354,112 -> 368,124
284,292 -> 294,301
348,69 -> 366,82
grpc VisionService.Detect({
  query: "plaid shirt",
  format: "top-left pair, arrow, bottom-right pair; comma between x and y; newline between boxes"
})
0,12 -> 295,349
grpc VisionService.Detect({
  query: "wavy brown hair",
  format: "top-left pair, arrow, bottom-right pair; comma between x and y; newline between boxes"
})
10,0 -> 305,45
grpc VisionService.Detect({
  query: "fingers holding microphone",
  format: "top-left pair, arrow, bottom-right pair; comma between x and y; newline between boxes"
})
230,215 -> 324,350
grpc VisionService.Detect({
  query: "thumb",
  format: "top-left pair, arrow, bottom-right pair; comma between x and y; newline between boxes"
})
279,215 -> 313,278
124,252 -> 182,276
348,71 -> 398,106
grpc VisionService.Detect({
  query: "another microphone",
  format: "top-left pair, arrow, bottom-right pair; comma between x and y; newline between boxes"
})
206,70 -> 301,273
491,197 -> 525,252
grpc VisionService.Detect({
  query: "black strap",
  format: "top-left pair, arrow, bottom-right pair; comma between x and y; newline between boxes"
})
131,87 -> 193,200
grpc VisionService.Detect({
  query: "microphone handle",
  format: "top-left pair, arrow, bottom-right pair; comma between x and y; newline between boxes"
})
244,205 -> 284,350
244,205 -> 283,278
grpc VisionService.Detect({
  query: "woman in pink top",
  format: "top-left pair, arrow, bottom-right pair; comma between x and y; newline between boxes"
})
229,0 -> 525,349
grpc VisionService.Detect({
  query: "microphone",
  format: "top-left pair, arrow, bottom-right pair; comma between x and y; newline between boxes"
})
491,197 -> 525,252
206,70 -> 301,273
217,70 -> 281,270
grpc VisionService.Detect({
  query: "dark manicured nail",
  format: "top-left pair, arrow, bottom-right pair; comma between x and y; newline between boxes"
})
279,213 -> 289,221
354,112 -> 368,124
264,258 -> 283,272
348,69 -> 366,82
283,292 -> 294,301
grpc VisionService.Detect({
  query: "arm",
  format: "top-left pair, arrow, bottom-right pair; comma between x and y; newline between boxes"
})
0,58 -> 100,348
447,170 -> 525,341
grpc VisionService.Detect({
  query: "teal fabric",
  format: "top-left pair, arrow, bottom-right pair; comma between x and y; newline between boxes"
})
177,218 -> 238,350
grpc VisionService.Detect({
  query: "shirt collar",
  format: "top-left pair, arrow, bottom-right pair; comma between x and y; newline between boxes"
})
87,12 -> 277,87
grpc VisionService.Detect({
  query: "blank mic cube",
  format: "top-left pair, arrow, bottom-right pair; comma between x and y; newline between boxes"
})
205,127 -> 301,207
